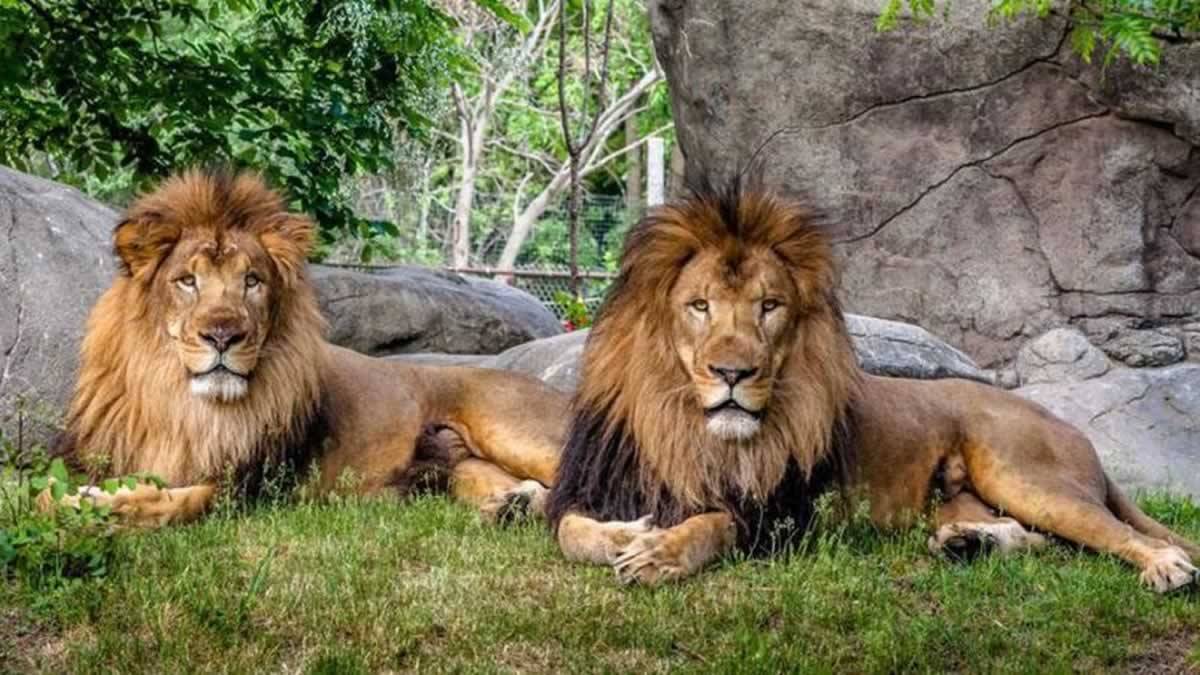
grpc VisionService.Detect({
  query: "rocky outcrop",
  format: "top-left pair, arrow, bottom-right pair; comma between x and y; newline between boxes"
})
1015,328 -> 1110,385
396,314 -> 995,392
311,265 -> 562,357
1019,364 -> 1200,498
0,167 -> 117,446
647,0 -> 1200,368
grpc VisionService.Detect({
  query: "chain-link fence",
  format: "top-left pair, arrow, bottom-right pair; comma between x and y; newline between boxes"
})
346,179 -> 636,320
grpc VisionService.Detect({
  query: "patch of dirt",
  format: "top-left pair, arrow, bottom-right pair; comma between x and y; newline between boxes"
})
0,607 -> 63,672
1123,628 -> 1200,675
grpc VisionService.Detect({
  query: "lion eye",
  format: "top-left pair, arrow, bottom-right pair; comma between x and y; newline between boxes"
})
177,275 -> 196,290
245,273 -> 261,289
762,299 -> 781,313
689,299 -> 709,313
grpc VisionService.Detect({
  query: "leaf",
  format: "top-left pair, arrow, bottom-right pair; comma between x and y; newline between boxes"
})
470,0 -> 533,33
48,458 -> 69,484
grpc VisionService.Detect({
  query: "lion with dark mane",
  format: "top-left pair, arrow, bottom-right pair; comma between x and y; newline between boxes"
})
547,180 -> 1200,593
50,169 -> 565,526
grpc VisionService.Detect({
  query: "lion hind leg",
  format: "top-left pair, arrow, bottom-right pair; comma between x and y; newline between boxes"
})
450,458 -> 548,525
974,472 -> 1197,594
929,491 -> 1047,560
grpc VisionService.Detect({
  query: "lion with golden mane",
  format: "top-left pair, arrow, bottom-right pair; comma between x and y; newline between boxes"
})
546,181 -> 1200,593
51,169 -> 565,526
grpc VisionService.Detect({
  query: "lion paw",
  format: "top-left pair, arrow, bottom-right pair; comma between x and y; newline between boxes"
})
481,480 -> 549,526
1140,547 -> 1198,594
613,529 -> 687,586
928,519 -> 1047,561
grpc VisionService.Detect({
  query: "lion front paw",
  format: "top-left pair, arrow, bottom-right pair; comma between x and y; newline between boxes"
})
1140,547 -> 1198,594
613,529 -> 689,586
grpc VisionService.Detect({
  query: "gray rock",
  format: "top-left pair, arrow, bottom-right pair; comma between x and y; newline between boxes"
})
1100,329 -> 1186,368
0,166 -> 117,446
1018,365 -> 1200,498
397,313 -> 992,393
648,0 -> 1200,368
311,265 -> 562,357
1016,328 -> 1110,385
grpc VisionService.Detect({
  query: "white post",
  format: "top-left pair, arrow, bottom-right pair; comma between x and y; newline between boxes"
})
646,136 -> 665,207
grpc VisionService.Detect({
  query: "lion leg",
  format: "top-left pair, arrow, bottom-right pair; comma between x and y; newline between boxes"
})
613,512 -> 736,586
450,458 -> 548,524
971,460 -> 1197,594
929,490 -> 1047,560
557,512 -> 658,565
50,483 -> 217,529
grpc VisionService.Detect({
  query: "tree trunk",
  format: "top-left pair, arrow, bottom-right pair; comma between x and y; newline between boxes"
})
624,113 -> 641,217
567,157 -> 582,296
450,158 -> 476,268
669,142 -> 686,198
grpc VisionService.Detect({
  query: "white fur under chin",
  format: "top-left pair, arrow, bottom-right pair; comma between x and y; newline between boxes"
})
190,371 -> 249,402
706,411 -> 761,440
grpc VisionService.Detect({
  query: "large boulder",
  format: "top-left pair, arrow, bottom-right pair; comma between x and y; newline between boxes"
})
396,314 -> 994,392
0,167 -> 562,446
0,167 -> 117,447
647,0 -> 1200,368
311,265 -> 561,357
1019,365 -> 1200,498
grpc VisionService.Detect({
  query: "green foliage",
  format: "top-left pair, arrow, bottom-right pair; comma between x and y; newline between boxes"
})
0,0 -> 464,246
552,290 -> 592,329
876,0 -> 1200,66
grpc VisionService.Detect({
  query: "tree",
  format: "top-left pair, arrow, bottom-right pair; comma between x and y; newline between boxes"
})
0,0 -> 464,250
877,0 -> 1200,66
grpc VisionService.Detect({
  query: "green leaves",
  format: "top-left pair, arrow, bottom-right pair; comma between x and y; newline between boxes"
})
875,0 -> 1199,66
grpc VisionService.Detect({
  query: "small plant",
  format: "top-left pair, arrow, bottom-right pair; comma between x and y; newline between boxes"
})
554,291 -> 594,331
0,431 -> 158,597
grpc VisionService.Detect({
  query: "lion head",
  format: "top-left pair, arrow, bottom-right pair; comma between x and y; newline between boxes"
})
62,170 -> 327,485
549,181 -> 860,530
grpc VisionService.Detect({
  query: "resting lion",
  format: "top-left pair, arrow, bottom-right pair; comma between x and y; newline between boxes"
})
50,170 -> 564,527
546,182 -> 1200,593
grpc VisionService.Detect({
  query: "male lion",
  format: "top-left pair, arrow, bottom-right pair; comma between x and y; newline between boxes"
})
50,170 -> 564,527
546,181 -> 1200,593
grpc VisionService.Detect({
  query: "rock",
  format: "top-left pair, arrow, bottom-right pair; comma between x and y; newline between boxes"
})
1018,365 -> 1200,498
397,314 -> 992,392
311,265 -> 562,357
1183,323 -> 1200,361
0,167 -> 117,447
1100,329 -> 1185,368
1016,328 -> 1110,385
648,0 -> 1200,368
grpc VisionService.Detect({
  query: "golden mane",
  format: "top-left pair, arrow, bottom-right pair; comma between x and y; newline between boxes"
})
548,184 -> 861,534
60,170 -> 328,486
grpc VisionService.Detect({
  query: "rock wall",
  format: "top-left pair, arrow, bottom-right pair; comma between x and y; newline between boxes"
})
647,0 -> 1200,367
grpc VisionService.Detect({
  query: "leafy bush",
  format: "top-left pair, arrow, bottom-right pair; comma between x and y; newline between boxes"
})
0,434 -> 156,598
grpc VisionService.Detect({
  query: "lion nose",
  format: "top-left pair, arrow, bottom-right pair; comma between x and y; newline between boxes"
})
200,325 -> 247,353
708,365 -> 758,386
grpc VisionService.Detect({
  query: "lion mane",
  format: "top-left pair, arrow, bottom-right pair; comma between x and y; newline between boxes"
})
547,181 -> 860,551
57,171 -> 327,488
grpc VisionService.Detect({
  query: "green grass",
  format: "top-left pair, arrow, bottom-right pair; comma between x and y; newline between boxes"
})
3,494 -> 1200,674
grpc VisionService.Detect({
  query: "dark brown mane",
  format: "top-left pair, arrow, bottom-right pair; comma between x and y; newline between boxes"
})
546,180 -> 860,552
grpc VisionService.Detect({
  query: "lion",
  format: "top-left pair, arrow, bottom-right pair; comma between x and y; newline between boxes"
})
48,169 -> 565,527
545,180 -> 1200,593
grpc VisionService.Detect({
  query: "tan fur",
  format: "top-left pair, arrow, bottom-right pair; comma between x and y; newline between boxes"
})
556,186 -> 1200,593
52,170 -> 568,527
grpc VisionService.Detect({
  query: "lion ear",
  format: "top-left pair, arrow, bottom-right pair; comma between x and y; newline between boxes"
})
260,214 -> 315,284
113,213 -> 181,280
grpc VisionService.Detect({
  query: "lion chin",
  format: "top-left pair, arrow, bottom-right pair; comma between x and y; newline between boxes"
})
190,369 -> 249,402
704,407 -> 762,440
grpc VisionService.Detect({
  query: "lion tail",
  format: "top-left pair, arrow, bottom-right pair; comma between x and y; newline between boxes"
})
1105,474 -> 1200,560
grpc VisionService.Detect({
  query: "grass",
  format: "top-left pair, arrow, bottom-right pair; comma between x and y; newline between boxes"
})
3,493 -> 1200,674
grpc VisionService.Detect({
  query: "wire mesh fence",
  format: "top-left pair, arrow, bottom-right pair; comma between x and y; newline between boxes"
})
344,182 -> 636,320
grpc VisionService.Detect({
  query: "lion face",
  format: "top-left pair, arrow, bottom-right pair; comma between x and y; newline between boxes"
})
669,248 -> 797,441
156,232 -> 278,402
